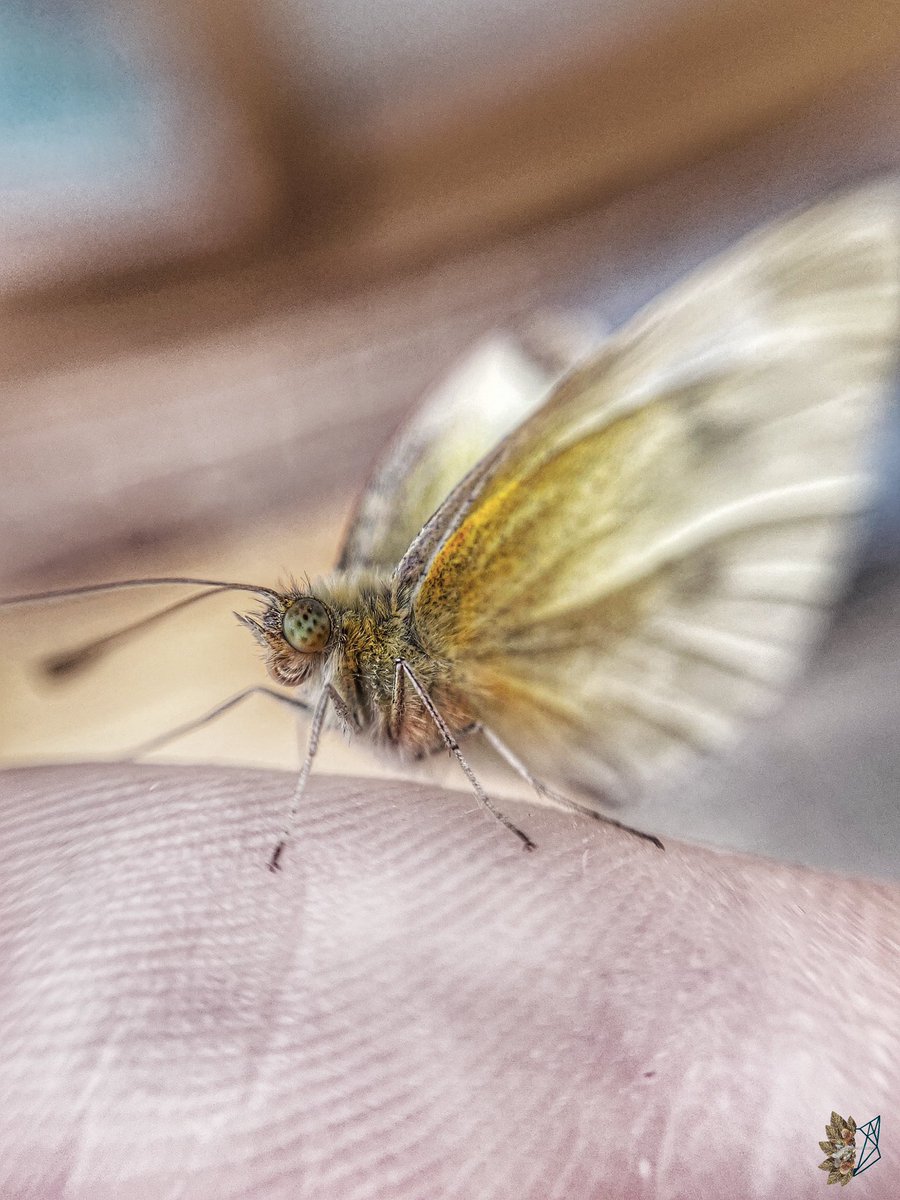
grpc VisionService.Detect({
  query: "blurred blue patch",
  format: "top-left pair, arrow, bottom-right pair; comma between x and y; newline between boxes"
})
0,1 -> 158,191
862,382 -> 900,571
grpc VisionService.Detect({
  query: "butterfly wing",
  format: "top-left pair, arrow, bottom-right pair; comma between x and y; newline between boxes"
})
402,182 -> 900,802
337,336 -> 562,574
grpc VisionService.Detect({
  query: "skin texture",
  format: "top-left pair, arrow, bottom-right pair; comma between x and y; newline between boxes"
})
1,764 -> 897,1199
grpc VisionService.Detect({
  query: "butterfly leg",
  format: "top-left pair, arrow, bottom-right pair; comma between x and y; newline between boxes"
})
388,663 -> 476,754
124,685 -> 315,758
388,657 -> 406,742
395,659 -> 536,852
480,724 -> 664,850
268,685 -> 336,871
325,685 -> 357,732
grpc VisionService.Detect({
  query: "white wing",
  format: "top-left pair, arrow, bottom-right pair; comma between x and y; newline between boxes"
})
405,181 -> 900,804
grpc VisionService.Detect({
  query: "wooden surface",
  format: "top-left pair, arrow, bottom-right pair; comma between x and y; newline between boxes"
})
321,0 -> 900,270
1,0 -> 897,293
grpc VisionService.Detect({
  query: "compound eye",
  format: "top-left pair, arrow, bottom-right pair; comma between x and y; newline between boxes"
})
282,597 -> 331,653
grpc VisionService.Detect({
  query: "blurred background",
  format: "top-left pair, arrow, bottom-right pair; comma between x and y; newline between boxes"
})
0,0 -> 899,875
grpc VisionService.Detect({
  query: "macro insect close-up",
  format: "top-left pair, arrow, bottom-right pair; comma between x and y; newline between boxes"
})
4,182 -> 899,870
2,11 -> 900,1197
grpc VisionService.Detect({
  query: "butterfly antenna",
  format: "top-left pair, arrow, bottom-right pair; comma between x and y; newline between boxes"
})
0,577 -> 282,678
40,589 -> 226,678
0,576 -> 282,608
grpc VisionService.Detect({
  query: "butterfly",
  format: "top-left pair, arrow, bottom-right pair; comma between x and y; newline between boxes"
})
3,180 -> 899,868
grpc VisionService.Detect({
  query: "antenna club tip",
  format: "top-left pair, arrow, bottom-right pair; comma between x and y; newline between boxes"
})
40,648 -> 100,680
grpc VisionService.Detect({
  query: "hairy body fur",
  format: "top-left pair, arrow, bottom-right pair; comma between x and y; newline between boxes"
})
241,569 -> 476,760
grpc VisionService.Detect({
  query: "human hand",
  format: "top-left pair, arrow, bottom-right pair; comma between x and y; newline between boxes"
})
1,764 -> 896,1198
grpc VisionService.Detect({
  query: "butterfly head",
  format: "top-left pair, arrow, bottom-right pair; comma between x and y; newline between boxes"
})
238,592 -> 335,687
